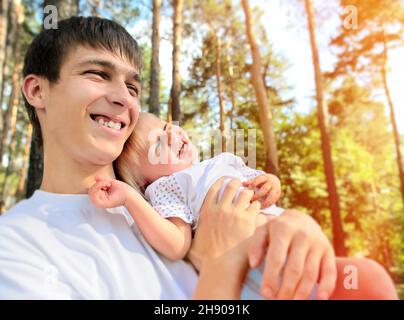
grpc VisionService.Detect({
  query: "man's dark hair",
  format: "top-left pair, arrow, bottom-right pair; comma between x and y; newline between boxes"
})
22,16 -> 142,146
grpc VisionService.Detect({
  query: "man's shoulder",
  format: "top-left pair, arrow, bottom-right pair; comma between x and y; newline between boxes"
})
0,197 -> 44,231
2,196 -> 38,215
0,198 -> 49,259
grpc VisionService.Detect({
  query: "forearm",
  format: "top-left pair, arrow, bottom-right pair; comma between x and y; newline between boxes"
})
124,188 -> 190,260
193,247 -> 249,299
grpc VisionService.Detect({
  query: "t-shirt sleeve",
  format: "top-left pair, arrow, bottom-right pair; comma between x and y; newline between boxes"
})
0,227 -> 74,299
145,176 -> 195,226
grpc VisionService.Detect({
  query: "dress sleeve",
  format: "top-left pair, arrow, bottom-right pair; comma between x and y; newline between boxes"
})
145,175 -> 195,226
228,153 -> 266,180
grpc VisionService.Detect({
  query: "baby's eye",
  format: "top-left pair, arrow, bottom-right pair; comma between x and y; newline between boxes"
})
155,138 -> 161,155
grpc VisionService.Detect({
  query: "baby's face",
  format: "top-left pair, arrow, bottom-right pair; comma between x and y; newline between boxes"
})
137,114 -> 198,183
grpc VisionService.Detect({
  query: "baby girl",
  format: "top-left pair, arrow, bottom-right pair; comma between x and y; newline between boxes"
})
88,112 -> 316,299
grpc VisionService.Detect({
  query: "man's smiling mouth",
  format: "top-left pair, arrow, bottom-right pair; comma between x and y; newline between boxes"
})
90,114 -> 126,131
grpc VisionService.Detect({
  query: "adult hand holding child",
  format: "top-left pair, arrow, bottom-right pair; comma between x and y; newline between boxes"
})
191,178 -> 337,300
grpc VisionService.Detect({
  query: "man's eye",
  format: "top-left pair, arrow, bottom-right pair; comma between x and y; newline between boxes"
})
127,85 -> 139,97
85,70 -> 107,79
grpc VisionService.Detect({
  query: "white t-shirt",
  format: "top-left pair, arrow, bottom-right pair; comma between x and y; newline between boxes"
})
0,190 -> 198,299
145,152 -> 284,229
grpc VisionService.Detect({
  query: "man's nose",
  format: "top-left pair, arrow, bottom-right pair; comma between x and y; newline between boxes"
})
106,81 -> 133,109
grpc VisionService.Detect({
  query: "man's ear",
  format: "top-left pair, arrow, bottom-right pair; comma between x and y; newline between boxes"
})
22,75 -> 47,110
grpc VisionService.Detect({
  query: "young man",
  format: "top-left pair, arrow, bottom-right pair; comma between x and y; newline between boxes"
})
0,17 -> 397,299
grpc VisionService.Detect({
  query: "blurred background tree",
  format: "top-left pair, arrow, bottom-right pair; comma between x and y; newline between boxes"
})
0,0 -> 403,297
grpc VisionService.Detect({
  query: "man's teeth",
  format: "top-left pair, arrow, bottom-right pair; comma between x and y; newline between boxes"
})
97,118 -> 122,130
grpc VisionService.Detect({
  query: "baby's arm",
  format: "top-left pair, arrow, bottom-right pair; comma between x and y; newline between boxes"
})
88,176 -> 192,261
234,158 -> 281,207
243,174 -> 281,208
228,154 -> 281,208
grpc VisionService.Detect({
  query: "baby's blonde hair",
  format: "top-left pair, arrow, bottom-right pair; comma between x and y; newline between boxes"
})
115,112 -> 155,193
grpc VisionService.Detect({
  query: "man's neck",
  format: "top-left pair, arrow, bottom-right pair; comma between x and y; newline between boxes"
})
40,149 -> 116,195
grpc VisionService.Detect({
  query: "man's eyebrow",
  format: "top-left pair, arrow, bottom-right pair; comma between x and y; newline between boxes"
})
75,59 -> 141,82
76,59 -> 115,70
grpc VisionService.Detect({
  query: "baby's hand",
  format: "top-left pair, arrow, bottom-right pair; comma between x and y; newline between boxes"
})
88,176 -> 129,208
242,174 -> 281,208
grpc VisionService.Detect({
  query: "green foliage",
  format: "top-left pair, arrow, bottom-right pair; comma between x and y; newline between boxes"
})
0,0 -> 402,288
329,0 -> 404,79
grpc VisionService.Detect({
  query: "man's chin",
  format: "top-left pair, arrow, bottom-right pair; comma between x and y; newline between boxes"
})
91,147 -> 124,166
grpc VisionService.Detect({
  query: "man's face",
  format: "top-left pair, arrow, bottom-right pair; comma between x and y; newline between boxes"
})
39,46 -> 141,166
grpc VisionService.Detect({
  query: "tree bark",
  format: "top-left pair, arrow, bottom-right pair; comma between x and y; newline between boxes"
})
381,33 -> 404,205
213,31 -> 226,135
225,41 -> 236,130
0,74 -> 21,212
212,31 -> 227,152
0,0 -> 23,212
149,0 -> 162,116
170,0 -> 183,122
0,0 -> 20,161
16,124 -> 32,199
0,0 -> 9,128
25,0 -> 78,198
304,0 -> 347,256
0,0 -> 15,154
241,0 -> 279,175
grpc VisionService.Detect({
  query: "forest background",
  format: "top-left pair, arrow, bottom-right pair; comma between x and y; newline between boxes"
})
0,0 -> 403,297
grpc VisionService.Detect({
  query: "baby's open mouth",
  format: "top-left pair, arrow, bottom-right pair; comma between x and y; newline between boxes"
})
90,114 -> 126,131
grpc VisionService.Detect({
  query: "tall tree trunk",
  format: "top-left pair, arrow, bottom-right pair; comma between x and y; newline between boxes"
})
0,0 -> 23,212
0,80 -> 21,212
16,124 -> 32,199
0,0 -> 16,157
213,31 -> 227,152
304,0 -> 347,256
170,0 -> 183,122
0,0 -> 21,162
213,31 -> 226,135
225,41 -> 236,130
0,0 -> 9,130
0,63 -> 20,164
381,33 -> 404,205
149,0 -> 162,116
25,0 -> 78,198
241,0 -> 279,175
